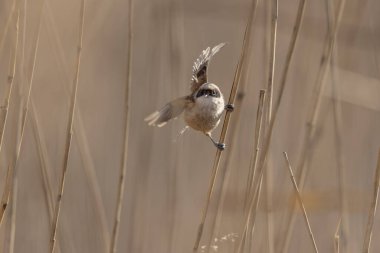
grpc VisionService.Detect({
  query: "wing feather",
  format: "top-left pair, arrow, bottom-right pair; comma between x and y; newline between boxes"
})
144,96 -> 190,127
190,43 -> 226,93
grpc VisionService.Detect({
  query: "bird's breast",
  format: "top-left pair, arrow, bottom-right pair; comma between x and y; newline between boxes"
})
184,96 -> 225,133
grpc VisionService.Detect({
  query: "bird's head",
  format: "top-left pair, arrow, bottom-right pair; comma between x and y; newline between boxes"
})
195,83 -> 222,99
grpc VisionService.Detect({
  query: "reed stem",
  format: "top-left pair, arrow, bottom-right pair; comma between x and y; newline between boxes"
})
49,1 -> 85,251
0,10 -> 20,228
192,0 -> 258,251
109,0 -> 133,251
283,152 -> 319,253
362,150 -> 380,253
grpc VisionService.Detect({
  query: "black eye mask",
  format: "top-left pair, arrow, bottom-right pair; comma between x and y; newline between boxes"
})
196,89 -> 220,98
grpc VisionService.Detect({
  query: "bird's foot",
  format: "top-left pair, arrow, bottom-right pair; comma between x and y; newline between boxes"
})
215,142 -> 226,151
225,104 -> 234,112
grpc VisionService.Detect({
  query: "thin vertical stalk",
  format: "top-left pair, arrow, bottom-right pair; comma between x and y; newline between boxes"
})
235,165 -> 263,253
0,10 -> 20,162
245,90 -> 266,208
31,102 -> 54,213
18,0 -> 27,98
0,10 -> 20,228
261,2 -> 272,251
244,90 -> 266,252
8,178 -> 17,253
0,0 -> 17,57
280,1 -> 346,252
109,0 -> 133,251
2,0 -> 44,246
247,175 -> 264,250
236,0 -> 280,250
31,101 -> 68,253
206,1 -> 260,249
49,1 -> 85,252
192,0 -> 257,251
283,152 -> 319,253
45,2 -> 110,248
237,0 -> 308,248
236,91 -> 266,253
237,174 -> 264,253
328,0 -> 349,247
274,0 -> 307,112
362,150 -> 380,253
266,0 -> 278,121
334,218 -> 341,253
167,0 -> 185,251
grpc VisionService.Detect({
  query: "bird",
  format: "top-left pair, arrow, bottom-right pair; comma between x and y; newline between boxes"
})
144,43 -> 234,150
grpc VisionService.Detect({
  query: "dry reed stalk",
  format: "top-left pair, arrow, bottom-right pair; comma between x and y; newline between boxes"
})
260,0 -> 308,219
362,150 -> 380,253
0,0 -> 43,235
49,0 -> 85,252
273,0 -> 306,111
279,1 -> 346,252
0,164 -> 13,227
167,1 -> 186,251
0,11 -> 20,228
8,178 -> 17,253
109,0 -> 133,252
266,0 -> 278,122
0,0 -> 17,57
237,0 -> 308,250
283,152 -> 319,253
0,9 -> 20,159
264,159 -> 274,253
11,0 -> 43,170
44,2 -> 110,248
192,0 -> 258,250
236,171 -> 264,253
245,90 -> 266,208
260,2 -> 273,251
334,218 -> 341,253
235,170 -> 263,253
206,89 -> 246,245
207,88 -> 264,253
247,174 -> 264,251
31,101 -> 54,213
262,0 -> 307,246
18,0 -> 27,99
330,37 -> 348,253
237,78 -> 272,253
31,101 -> 72,253
8,37 -> 26,249
237,0 -> 278,250
243,90 -> 266,252
206,2 -> 260,248
327,0 -> 350,246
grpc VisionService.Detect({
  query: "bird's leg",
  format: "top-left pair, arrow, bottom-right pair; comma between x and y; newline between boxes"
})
205,133 -> 226,151
225,103 -> 234,112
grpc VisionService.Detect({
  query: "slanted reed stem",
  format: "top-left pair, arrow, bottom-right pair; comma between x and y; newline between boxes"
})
50,1 -> 85,252
0,10 -> 20,228
110,0 -> 133,251
362,150 -> 380,253
192,0 -> 258,251
283,152 -> 319,253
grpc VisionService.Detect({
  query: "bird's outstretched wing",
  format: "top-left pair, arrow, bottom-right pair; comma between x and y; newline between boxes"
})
190,43 -> 226,93
144,96 -> 190,127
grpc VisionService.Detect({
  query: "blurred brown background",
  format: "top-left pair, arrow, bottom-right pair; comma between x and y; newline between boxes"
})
0,0 -> 379,252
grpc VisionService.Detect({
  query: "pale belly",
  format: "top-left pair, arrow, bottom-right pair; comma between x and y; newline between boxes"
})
184,97 -> 225,133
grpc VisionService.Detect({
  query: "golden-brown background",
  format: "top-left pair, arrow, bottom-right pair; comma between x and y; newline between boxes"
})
0,0 -> 379,252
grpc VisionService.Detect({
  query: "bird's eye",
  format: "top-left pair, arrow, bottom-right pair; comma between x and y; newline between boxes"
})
211,90 -> 216,96
196,90 -> 204,98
